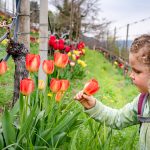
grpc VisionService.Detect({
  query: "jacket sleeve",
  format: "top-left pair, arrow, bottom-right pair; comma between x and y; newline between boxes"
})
84,94 -> 140,129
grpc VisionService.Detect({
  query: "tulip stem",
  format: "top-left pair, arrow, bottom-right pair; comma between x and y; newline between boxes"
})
57,68 -> 60,79
25,96 -> 28,118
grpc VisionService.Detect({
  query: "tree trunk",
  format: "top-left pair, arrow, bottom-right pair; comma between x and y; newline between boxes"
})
38,0 -> 48,82
12,0 -> 30,106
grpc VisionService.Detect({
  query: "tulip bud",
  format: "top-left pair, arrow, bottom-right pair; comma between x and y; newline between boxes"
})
54,52 -> 69,68
42,60 -> 54,74
53,40 -> 59,50
50,78 -> 62,93
38,80 -> 45,90
58,39 -> 64,50
26,54 -> 40,72
60,79 -> 70,92
65,46 -> 71,53
0,61 -> 7,75
20,78 -> 34,96
67,52 -> 71,57
48,35 -> 56,46
83,79 -> 100,95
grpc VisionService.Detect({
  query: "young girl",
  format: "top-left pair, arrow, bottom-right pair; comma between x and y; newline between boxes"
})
74,34 -> 150,150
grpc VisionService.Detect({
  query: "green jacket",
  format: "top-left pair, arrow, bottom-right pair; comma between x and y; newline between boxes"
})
85,94 -> 150,150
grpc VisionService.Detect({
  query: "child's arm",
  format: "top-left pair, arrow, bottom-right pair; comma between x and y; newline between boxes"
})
75,91 -> 140,129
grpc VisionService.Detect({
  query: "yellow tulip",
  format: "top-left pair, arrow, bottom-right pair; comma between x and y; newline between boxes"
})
80,62 -> 87,67
38,80 -> 45,90
67,52 -> 72,57
73,50 -> 79,55
72,54 -> 76,61
77,59 -> 82,64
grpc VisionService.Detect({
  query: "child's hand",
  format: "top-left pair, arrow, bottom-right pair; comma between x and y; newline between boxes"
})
74,91 -> 96,109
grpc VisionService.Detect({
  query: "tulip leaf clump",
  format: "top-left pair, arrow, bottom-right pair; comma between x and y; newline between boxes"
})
0,36 -> 88,148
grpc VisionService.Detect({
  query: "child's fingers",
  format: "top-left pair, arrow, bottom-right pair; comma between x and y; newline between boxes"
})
74,91 -> 84,100
82,94 -> 94,101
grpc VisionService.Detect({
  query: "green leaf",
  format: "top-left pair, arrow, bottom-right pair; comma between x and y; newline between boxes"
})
18,103 -> 38,143
2,109 -> 16,146
10,100 -> 19,117
51,132 -> 71,147
40,110 -> 80,141
0,133 -> 4,149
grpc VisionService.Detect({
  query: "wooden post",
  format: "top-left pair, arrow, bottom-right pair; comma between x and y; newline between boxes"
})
69,0 -> 73,41
112,27 -> 116,54
13,0 -> 15,14
17,0 -> 30,50
125,24 -> 129,52
106,31 -> 109,50
4,0 -> 6,12
38,0 -> 48,82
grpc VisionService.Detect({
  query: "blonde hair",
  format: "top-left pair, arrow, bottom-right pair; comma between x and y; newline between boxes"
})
130,34 -> 150,65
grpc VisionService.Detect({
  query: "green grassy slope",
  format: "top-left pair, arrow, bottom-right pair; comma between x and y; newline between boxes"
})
71,48 -> 139,150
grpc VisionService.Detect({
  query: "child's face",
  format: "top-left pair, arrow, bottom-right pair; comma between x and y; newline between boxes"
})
129,52 -> 150,93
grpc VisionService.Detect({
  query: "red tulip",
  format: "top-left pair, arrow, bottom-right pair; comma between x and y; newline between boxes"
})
26,54 -> 40,72
20,78 -> 34,96
58,39 -> 64,50
65,45 -> 71,53
54,52 -> 69,68
59,39 -> 64,45
53,40 -> 59,50
76,55 -> 80,60
118,63 -> 124,69
83,79 -> 100,96
60,79 -> 70,92
50,78 -> 62,93
0,61 -> 7,75
48,35 -> 56,46
42,60 -> 54,74
77,41 -> 85,50
59,44 -> 65,50
55,91 -> 64,102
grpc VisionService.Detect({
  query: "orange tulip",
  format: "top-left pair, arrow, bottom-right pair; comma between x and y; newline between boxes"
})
26,54 -> 40,72
54,52 -> 69,68
0,61 -> 7,75
55,91 -> 64,102
42,60 -> 54,74
50,78 -> 62,93
83,79 -> 100,96
60,79 -> 70,92
20,78 -> 34,96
